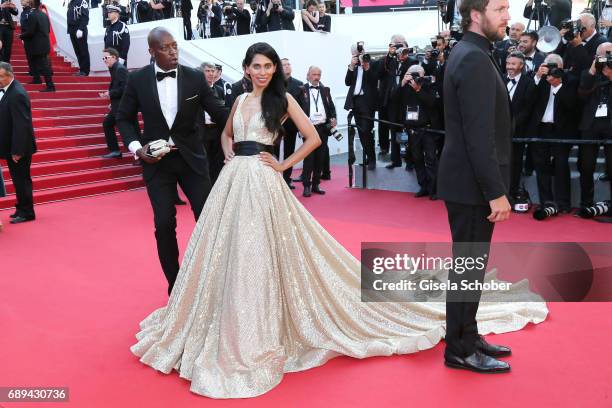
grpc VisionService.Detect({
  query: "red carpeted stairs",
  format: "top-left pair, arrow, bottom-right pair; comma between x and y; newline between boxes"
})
0,28 -> 144,210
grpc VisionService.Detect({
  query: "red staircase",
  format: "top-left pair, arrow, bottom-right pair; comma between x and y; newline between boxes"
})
0,29 -> 144,210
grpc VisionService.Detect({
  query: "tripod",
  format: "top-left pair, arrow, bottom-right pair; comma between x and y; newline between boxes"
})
526,0 -> 549,32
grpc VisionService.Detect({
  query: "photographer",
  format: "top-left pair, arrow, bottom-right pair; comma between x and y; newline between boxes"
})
576,42 -> 612,210
261,0 -> 294,31
379,34 -> 418,166
298,65 -> 336,197
505,51 -> 536,201
301,0 -> 318,32
494,22 -> 525,74
398,65 -> 441,199
558,13 -> 606,62
345,42 -> 378,170
197,0 -> 223,38
233,0 -> 251,35
523,0 -> 571,29
0,0 -> 17,63
528,54 -> 579,214
518,30 -> 545,74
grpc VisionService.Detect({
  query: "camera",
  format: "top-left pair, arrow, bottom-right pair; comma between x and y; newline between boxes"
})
326,123 -> 343,141
414,75 -> 433,85
356,41 -> 364,53
595,51 -> 612,71
431,49 -> 440,59
561,19 -> 585,42
544,62 -> 563,78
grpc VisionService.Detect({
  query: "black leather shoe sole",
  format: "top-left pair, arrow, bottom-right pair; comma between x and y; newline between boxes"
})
444,360 -> 511,373
10,216 -> 36,224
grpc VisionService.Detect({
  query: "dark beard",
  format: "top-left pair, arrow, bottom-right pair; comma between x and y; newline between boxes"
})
482,18 -> 504,42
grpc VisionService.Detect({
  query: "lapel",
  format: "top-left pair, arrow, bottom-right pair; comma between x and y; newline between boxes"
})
148,64 -> 168,130
0,81 -> 15,110
171,65 -> 186,132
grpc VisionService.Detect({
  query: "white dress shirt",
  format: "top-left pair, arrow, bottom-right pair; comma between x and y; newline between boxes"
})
524,51 -> 536,72
308,83 -> 327,125
353,66 -> 364,96
128,64 -> 178,155
541,83 -> 562,123
0,79 -> 13,102
507,73 -> 521,101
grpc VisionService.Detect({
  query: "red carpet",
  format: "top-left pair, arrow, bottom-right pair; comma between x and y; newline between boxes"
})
0,29 -> 143,210
1,166 -> 611,407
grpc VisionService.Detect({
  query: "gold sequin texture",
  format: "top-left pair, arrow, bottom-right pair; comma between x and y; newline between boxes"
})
130,94 -> 549,399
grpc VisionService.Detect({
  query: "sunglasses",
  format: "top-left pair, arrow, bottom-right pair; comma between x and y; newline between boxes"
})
102,56 -> 115,61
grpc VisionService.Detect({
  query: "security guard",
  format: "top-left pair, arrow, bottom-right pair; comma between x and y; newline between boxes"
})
67,0 -> 90,76
104,5 -> 130,66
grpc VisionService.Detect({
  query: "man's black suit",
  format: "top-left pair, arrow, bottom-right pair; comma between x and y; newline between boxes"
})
116,64 -> 229,295
527,75 -> 579,209
298,82 -> 336,189
0,80 -> 36,219
200,83 -> 225,185
103,61 -> 138,153
181,0 -> 193,39
344,65 -> 378,166
274,76 -> 302,184
577,70 -> 612,207
438,31 -> 511,358
508,74 -> 536,197
19,7 -> 54,88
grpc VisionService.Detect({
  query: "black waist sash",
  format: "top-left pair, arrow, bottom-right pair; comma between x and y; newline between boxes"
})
234,141 -> 274,156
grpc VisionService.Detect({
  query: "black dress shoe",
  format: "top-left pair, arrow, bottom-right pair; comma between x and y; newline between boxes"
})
102,151 -> 122,159
10,216 -> 35,224
385,163 -> 402,169
429,194 -> 438,201
320,174 -> 331,180
312,186 -> 326,195
475,335 -> 511,357
445,350 -> 510,373
287,183 -> 296,190
303,186 -> 312,197
39,87 -> 56,92
10,212 -> 19,219
415,189 -> 429,198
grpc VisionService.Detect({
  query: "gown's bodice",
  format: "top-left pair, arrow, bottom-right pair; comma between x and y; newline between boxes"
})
232,93 -> 276,146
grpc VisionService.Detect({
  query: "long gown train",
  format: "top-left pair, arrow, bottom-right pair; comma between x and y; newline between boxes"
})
131,93 -> 548,398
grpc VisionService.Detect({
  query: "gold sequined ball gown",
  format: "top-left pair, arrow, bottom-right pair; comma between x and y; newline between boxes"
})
131,93 -> 549,398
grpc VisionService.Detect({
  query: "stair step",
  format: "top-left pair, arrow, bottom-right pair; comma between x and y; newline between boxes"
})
16,75 -> 111,83
32,145 -> 113,163
24,82 -> 109,92
31,98 -> 109,108
4,165 -> 142,194
36,124 -> 107,138
32,106 -> 109,118
2,155 -> 138,179
33,114 -> 106,127
28,90 -> 111,100
0,176 -> 145,210
36,134 -> 110,149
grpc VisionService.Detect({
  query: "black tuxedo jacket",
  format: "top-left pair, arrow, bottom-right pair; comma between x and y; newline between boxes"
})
344,66 -> 378,112
116,64 -> 229,180
527,75 -> 579,138
18,8 -> 50,55
438,31 -> 512,205
108,61 -> 128,110
298,83 -> 336,122
0,80 -> 36,159
578,70 -> 612,131
508,74 -> 535,137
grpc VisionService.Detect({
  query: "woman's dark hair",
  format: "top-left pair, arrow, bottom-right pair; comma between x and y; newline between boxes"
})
243,42 -> 287,141
306,0 -> 318,8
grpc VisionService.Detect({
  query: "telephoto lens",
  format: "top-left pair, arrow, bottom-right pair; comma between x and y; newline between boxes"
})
533,205 -> 559,221
576,201 -> 611,218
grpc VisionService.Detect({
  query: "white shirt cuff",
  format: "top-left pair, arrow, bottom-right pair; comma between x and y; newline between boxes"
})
534,76 -> 541,85
128,141 -> 143,155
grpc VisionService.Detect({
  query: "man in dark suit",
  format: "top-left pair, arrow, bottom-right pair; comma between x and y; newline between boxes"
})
298,66 -> 336,197
181,0 -> 193,39
274,58 -> 302,189
261,0 -> 294,31
19,0 -> 54,92
116,28 -> 228,295
67,0 -> 90,76
527,54 -> 578,213
229,66 -> 252,106
0,62 -> 36,224
518,31 -> 545,75
345,44 -> 378,170
19,0 -> 34,76
505,51 -> 536,199
199,61 -> 225,185
438,0 -> 513,374
577,43 -> 612,209
0,0 -> 18,63
101,47 -> 136,159
523,0 -> 571,29
234,0 -> 251,35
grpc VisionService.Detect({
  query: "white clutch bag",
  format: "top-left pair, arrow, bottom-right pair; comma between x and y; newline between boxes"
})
147,139 -> 171,157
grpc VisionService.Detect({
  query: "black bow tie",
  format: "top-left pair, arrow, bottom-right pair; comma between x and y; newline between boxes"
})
310,85 -> 320,89
507,78 -> 516,85
0,89 -> 4,94
156,70 -> 176,81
